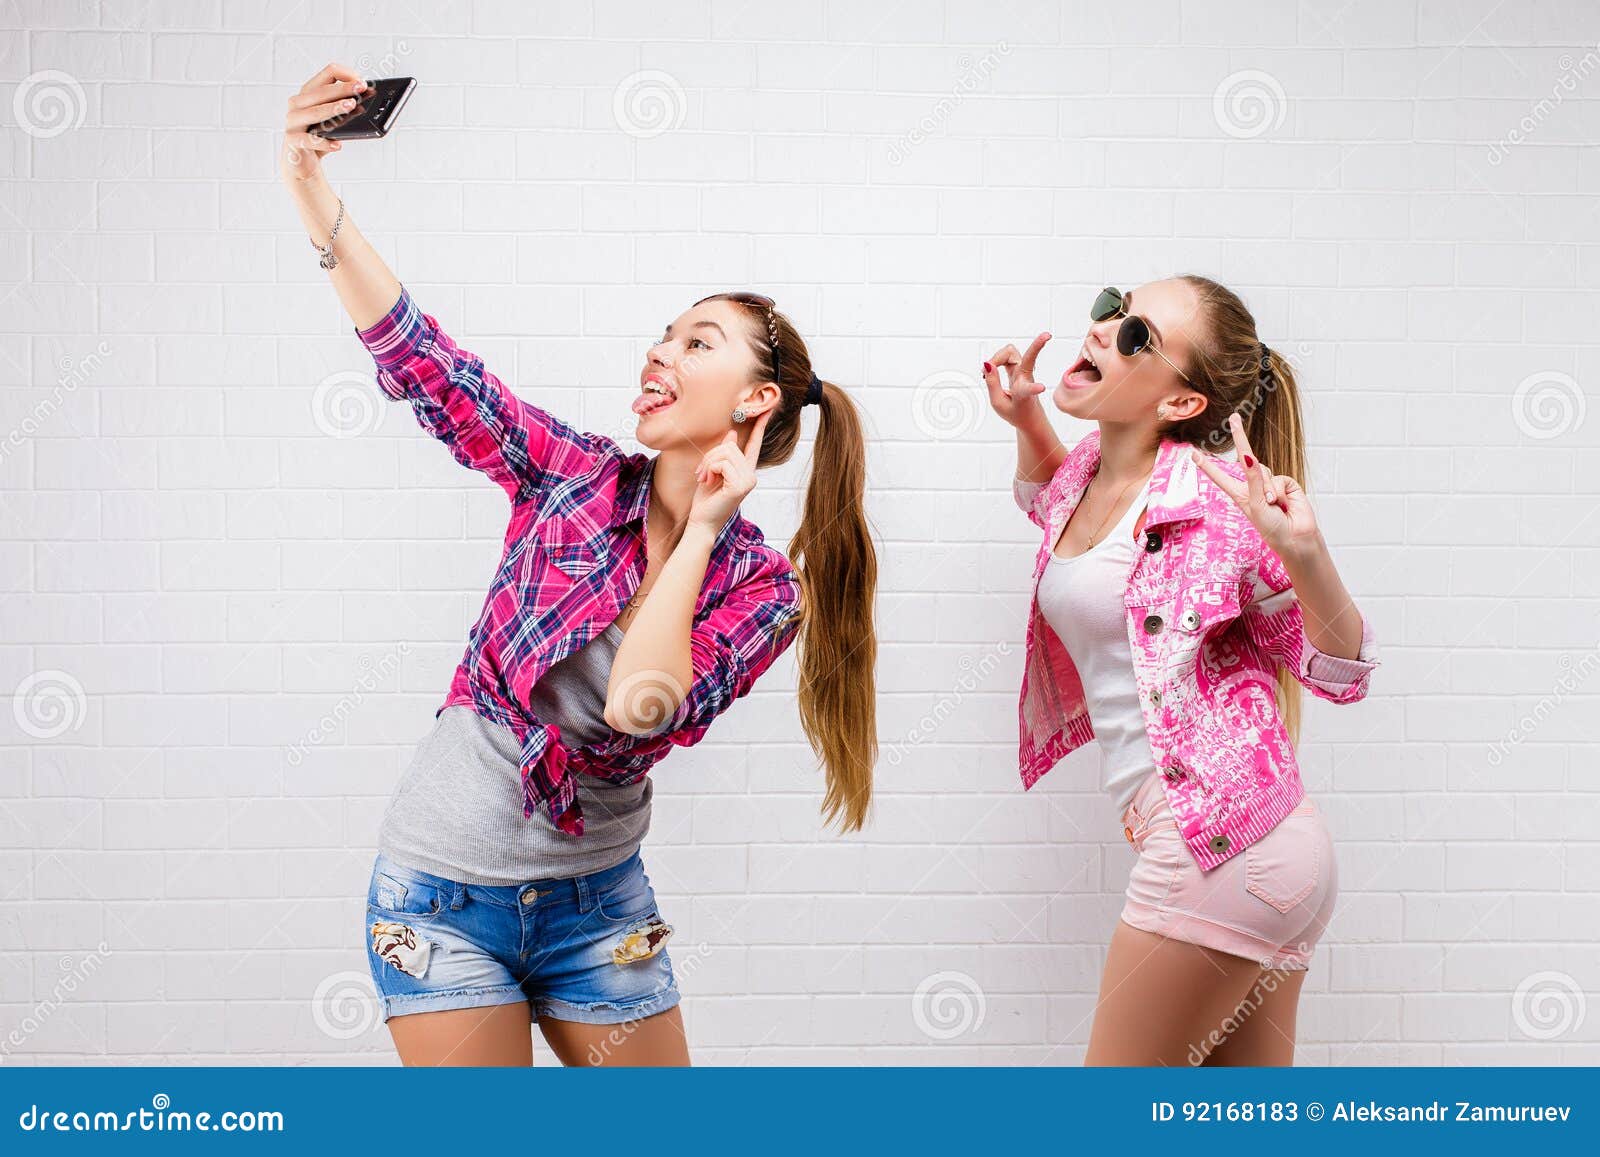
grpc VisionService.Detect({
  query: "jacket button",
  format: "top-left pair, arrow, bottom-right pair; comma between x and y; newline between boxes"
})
1208,834 -> 1230,854
1149,689 -> 1162,707
1163,764 -> 1183,781
1180,609 -> 1202,631
1144,530 -> 1162,552
1142,614 -> 1164,635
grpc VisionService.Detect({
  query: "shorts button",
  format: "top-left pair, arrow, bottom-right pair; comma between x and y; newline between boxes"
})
1208,833 -> 1230,854
1123,824 -> 1134,844
520,888 -> 538,906
1142,614 -> 1164,635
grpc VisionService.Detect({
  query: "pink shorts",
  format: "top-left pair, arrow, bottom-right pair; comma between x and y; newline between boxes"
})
1118,770 -> 1338,971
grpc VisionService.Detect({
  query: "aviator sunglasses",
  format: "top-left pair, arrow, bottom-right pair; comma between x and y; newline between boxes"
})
1089,286 -> 1192,383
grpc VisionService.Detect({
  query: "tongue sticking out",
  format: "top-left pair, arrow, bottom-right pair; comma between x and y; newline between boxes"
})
632,391 -> 675,416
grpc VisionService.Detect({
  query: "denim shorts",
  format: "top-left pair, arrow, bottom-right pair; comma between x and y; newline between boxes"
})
363,848 -> 680,1025
1118,770 -> 1338,971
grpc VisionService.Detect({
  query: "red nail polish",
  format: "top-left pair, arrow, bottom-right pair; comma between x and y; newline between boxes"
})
983,362 -> 993,374
1243,453 -> 1255,468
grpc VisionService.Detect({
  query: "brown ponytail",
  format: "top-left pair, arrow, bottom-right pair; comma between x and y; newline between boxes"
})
695,292 -> 879,831
1170,275 -> 1309,744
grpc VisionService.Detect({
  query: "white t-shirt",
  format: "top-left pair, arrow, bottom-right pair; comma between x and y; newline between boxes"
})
1032,480 -> 1157,817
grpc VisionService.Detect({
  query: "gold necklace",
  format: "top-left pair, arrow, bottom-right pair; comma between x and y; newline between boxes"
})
1081,470 -> 1147,548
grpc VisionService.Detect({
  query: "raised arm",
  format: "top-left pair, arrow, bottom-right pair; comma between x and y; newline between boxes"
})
981,333 -> 1068,528
280,64 -> 596,501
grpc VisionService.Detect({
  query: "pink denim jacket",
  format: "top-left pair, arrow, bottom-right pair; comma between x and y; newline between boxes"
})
1013,429 -> 1380,871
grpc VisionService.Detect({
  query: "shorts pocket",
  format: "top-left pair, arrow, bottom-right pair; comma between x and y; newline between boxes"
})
1244,813 -> 1321,915
594,864 -> 659,923
369,869 -> 446,917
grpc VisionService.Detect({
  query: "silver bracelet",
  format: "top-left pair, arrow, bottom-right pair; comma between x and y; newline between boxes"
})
310,197 -> 345,270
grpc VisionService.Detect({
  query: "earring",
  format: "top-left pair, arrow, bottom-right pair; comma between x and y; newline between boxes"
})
1156,404 -> 1170,420
732,407 -> 747,423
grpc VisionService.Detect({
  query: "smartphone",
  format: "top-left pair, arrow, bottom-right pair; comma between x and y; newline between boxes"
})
310,77 -> 416,140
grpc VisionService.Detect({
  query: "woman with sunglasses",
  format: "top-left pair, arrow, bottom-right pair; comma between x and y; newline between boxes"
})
984,276 -> 1379,1065
281,65 -> 878,1066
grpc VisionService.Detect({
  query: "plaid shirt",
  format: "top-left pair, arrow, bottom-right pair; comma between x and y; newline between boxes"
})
355,286 -> 803,836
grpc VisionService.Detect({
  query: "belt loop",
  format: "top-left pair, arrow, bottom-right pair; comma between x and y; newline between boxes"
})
575,873 -> 595,914
449,880 -> 467,911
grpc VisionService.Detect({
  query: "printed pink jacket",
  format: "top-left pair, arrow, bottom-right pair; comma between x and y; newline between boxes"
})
1013,430 -> 1380,870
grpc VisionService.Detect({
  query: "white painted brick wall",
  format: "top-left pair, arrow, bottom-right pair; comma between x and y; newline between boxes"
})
2,0 -> 1598,1065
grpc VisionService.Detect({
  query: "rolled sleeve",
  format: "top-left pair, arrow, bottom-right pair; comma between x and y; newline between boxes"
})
658,559 -> 804,740
354,287 -> 432,389
1242,545 -> 1380,705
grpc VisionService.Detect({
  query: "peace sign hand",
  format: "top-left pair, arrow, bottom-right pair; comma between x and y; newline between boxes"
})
688,409 -> 771,534
982,332 -> 1052,429
1190,412 -> 1325,563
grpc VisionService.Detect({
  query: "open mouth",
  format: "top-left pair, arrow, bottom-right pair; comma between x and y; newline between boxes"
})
1062,347 -> 1103,389
633,375 -> 678,416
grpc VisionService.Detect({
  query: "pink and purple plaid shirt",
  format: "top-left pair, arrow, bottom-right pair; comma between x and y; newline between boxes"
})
355,286 -> 803,836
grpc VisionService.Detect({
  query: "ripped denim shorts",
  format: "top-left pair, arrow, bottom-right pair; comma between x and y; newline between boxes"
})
363,849 -> 680,1025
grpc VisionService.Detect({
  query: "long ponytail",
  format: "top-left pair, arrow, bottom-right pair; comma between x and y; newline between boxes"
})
789,379 -> 878,831
695,292 -> 880,830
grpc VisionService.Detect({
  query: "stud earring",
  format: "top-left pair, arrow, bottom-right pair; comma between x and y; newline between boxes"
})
732,407 -> 747,423
1156,404 -> 1170,420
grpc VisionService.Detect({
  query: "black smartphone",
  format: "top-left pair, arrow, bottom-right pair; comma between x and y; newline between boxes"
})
310,77 -> 416,140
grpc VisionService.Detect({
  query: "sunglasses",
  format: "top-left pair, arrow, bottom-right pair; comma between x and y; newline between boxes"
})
1090,287 -> 1191,383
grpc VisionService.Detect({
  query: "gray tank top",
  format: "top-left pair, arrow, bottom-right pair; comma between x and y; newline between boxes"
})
377,621 -> 653,884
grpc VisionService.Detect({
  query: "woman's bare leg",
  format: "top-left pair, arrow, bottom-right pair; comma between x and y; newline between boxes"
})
1084,920 -> 1277,1066
1200,965 -> 1308,1065
385,1002 -> 534,1066
538,1005 -> 691,1066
